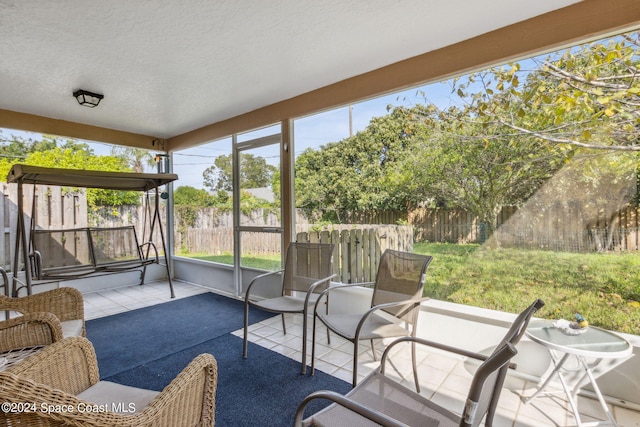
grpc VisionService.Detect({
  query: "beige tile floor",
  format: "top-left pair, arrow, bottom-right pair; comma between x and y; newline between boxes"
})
85,281 -> 640,427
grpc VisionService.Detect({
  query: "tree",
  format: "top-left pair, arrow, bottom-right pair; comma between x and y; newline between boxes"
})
203,153 -> 276,192
445,31 -> 640,244
174,186 -> 216,206
295,107 -> 424,221
0,133 -> 69,160
110,146 -> 155,173
476,33 -> 640,152
0,144 -> 140,207
403,105 -> 568,235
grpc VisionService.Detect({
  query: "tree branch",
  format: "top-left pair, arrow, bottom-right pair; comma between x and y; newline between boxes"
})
496,119 -> 640,151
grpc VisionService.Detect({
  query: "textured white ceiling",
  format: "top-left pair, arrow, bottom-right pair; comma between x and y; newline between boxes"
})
0,0 -> 579,139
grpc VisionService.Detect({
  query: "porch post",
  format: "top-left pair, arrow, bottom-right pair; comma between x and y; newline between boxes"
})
281,119 -> 294,247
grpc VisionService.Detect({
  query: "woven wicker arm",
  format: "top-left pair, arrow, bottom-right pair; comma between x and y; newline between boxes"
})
0,312 -> 64,352
0,287 -> 85,336
1,337 -> 217,427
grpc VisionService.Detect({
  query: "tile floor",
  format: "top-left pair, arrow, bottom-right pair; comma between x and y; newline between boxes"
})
84,280 -> 640,427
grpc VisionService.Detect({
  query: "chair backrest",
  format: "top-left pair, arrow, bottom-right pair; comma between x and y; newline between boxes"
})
371,250 -> 433,320
461,341 -> 517,427
283,242 -> 335,294
475,298 -> 545,427
501,298 -> 545,346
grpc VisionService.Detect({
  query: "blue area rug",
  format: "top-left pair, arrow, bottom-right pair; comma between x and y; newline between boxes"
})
86,293 -> 351,426
86,292 -> 274,378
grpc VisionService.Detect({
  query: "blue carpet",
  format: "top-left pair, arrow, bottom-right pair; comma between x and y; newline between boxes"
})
86,293 -> 351,426
86,292 -> 274,378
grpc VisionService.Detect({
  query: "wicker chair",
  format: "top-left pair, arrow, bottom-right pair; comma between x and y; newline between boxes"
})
0,336 -> 218,427
0,312 -> 64,354
0,286 -> 86,339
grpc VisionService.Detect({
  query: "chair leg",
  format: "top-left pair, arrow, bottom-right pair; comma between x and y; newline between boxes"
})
325,298 -> 331,345
301,309 -> 308,374
485,368 -> 508,426
411,338 -> 421,394
281,313 -> 287,335
352,340 -> 359,387
370,340 -> 377,361
243,302 -> 249,358
311,313 -> 318,376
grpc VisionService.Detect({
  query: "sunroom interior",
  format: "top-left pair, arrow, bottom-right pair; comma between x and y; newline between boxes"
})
1,1 -> 640,425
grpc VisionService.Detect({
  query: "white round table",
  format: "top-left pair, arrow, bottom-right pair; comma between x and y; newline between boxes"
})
524,320 -> 632,427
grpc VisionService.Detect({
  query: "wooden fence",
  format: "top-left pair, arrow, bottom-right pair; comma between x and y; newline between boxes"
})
2,184 -> 640,272
295,226 -> 413,284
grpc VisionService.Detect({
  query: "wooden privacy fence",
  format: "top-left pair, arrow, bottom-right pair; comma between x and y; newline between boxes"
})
0,184 -> 88,270
2,183 -> 640,274
296,225 -> 413,284
409,206 -> 517,244
175,224 -> 413,284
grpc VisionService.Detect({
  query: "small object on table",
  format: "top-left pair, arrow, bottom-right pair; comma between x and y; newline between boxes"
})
575,313 -> 589,329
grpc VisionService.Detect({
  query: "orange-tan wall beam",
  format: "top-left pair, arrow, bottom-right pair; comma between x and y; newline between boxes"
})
168,0 -> 640,151
0,109 -> 165,151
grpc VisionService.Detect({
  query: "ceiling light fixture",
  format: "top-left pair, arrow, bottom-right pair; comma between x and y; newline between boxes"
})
73,89 -> 104,108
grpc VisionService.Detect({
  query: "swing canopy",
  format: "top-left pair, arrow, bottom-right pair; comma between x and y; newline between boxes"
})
6,164 -> 177,191
6,164 -> 177,298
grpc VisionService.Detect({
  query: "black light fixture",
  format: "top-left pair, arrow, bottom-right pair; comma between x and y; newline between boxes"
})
73,89 -> 104,108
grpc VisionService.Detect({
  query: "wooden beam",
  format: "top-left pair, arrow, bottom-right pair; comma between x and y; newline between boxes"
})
0,109 -> 166,151
168,0 -> 640,151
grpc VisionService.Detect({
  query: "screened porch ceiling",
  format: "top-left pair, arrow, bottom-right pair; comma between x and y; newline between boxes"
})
1,1 -> 639,153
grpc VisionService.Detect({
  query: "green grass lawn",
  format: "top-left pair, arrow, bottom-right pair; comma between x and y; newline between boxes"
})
414,242 -> 640,335
178,244 -> 640,335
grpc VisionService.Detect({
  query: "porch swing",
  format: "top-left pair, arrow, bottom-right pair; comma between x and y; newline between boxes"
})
6,164 -> 177,298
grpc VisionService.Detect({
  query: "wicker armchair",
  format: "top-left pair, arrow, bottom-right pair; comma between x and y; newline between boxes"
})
0,312 -> 63,353
0,337 -> 218,427
0,287 -> 86,338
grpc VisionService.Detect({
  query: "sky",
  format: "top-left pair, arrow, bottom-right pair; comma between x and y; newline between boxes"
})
0,78 -> 466,189
170,79 -> 464,189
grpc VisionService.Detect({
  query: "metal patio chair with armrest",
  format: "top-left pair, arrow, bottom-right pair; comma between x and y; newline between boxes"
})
0,336 -> 218,427
296,339 -> 518,427
296,298 -> 545,426
243,242 -> 337,374
311,249 -> 433,387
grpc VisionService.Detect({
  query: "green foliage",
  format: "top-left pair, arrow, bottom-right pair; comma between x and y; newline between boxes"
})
444,32 -> 640,233
203,153 -> 276,192
175,205 -> 199,230
295,31 -> 640,234
0,137 -> 141,208
404,105 -> 568,233
110,146 -> 155,173
0,132 -> 58,159
237,190 -> 276,216
295,107 -> 425,221
414,242 -> 640,334
174,186 -> 216,207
